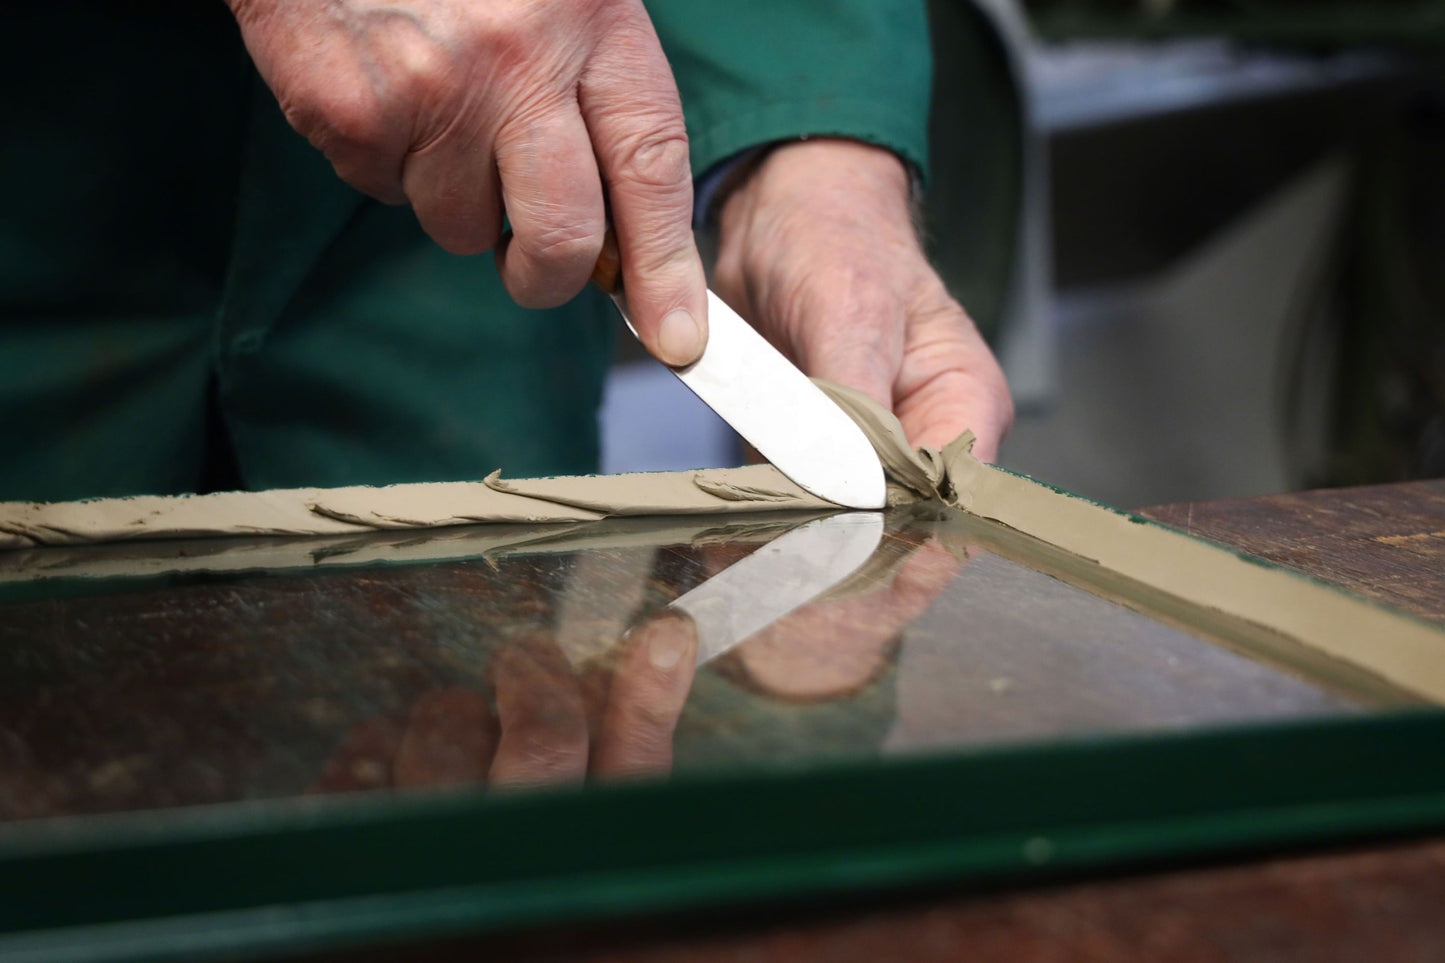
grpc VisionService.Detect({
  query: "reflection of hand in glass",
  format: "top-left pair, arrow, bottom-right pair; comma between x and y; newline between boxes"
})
589,614 -> 697,778
313,614 -> 697,794
715,536 -> 962,702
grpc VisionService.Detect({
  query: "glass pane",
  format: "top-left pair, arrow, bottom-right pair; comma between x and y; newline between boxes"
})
0,505 -> 1394,823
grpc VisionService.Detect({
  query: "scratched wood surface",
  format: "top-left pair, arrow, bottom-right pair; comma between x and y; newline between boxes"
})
1139,479 -> 1445,626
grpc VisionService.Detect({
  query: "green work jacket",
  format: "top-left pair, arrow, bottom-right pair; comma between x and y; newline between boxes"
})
0,3 -> 937,501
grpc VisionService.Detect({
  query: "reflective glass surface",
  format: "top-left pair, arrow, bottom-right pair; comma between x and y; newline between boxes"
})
0,506 -> 1387,823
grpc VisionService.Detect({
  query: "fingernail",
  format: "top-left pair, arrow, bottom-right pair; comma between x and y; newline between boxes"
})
657,308 -> 704,367
648,624 -> 691,671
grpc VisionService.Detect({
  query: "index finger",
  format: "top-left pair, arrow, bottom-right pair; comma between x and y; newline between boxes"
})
592,612 -> 697,779
490,635 -> 590,789
580,7 -> 708,367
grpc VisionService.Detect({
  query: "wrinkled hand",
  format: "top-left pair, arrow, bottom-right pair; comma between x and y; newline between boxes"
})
313,614 -> 697,793
709,528 -> 964,701
228,0 -> 707,365
714,139 -> 1012,460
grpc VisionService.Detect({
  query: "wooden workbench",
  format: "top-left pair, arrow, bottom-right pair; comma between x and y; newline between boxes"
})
306,480 -> 1445,963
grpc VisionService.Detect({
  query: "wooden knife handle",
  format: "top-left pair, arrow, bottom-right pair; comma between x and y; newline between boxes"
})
589,226 -> 622,295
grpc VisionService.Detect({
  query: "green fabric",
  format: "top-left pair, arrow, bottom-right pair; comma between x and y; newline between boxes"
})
0,3 -> 938,502
213,88 -> 614,491
659,0 -> 1022,344
654,1 -> 934,181
0,10 -> 246,501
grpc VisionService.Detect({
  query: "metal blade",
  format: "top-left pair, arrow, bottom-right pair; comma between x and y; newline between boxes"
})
668,511 -> 885,664
611,290 -> 887,510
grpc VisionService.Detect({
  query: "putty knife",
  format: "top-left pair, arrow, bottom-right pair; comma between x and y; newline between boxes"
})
592,234 -> 887,510
668,510 -> 885,664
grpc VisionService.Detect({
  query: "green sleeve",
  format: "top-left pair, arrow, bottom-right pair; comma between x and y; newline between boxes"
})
647,1 -> 934,182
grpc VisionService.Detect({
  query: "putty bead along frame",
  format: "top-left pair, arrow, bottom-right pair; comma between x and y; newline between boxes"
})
2,386 -> 1445,961
3,380 -> 1443,703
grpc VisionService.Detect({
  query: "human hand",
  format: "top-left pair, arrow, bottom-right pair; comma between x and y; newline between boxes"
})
713,139 -> 1012,460
313,615 -> 697,793
227,0 -> 708,365
712,531 -> 963,701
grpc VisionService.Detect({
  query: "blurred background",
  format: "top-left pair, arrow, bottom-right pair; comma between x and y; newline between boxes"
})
601,0 -> 1445,510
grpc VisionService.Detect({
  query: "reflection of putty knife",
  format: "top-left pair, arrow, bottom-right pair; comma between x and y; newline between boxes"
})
591,234 -> 886,510
667,511 -> 885,664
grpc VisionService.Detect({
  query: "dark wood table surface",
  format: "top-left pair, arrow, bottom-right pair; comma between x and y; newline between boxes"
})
310,479 -> 1445,963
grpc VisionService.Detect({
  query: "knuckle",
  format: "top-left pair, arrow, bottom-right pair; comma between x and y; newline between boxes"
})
500,219 -> 600,306
434,226 -> 494,257
781,261 -> 891,331
625,701 -> 677,733
473,2 -> 536,47
521,728 -> 589,769
518,222 -> 603,267
281,82 -> 390,156
460,2 -> 551,76
608,719 -> 671,764
418,203 -> 500,256
610,125 -> 691,194
389,39 -> 454,108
